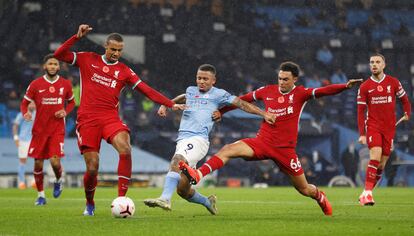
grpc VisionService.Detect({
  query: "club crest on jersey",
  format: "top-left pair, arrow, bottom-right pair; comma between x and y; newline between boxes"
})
103,66 -> 110,73
377,85 -> 383,92
288,94 -> 294,103
59,87 -> 64,95
278,96 -> 285,103
114,70 -> 120,78
49,86 -> 55,93
387,85 -> 391,93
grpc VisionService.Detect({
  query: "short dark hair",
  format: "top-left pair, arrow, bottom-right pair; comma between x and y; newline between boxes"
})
106,33 -> 123,43
370,53 -> 386,63
43,53 -> 57,64
279,61 -> 300,77
198,64 -> 216,75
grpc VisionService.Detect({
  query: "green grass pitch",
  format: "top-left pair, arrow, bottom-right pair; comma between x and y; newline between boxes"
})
0,187 -> 413,235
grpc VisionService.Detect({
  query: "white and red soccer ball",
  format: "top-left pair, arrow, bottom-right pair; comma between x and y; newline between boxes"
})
111,197 -> 135,218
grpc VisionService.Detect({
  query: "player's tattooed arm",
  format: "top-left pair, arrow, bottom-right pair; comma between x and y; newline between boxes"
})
232,97 -> 276,124
172,94 -> 186,104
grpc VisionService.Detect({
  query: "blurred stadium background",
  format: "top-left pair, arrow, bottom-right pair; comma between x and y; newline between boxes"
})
1,0 -> 414,188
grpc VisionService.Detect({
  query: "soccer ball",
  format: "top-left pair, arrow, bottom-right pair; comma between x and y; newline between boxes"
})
111,196 -> 135,218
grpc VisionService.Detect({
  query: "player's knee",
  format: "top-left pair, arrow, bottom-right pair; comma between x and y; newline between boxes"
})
170,155 -> 185,169
117,142 -> 131,154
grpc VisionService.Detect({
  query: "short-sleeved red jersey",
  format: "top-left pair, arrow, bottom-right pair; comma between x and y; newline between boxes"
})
70,52 -> 140,119
252,85 -> 315,147
24,75 -> 74,136
357,75 -> 407,136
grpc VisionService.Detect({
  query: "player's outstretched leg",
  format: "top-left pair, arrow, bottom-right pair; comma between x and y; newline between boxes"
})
144,171 -> 181,211
34,159 -> 46,206
179,155 -> 224,185
50,156 -> 63,198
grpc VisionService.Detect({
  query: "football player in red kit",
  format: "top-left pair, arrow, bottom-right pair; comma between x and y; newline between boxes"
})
357,53 -> 411,206
54,24 -> 185,216
21,54 -> 75,205
180,61 -> 363,216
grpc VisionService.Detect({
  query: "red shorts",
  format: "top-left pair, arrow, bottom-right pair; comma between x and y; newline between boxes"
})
28,134 -> 65,159
76,117 -> 130,154
242,137 -> 304,176
366,130 -> 394,156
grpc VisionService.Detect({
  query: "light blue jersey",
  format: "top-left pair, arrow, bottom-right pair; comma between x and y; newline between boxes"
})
13,112 -> 35,142
177,86 -> 236,141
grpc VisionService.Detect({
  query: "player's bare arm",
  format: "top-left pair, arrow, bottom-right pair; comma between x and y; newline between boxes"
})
346,79 -> 363,88
158,94 -> 186,117
23,112 -> 32,122
77,24 -> 93,38
232,97 -> 276,124
12,123 -> 19,147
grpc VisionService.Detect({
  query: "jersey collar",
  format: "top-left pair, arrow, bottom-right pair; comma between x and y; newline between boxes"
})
279,85 -> 296,95
101,55 -> 119,65
43,75 -> 60,84
369,74 -> 386,83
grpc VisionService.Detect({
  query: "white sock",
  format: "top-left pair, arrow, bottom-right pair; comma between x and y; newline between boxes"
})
38,191 -> 45,198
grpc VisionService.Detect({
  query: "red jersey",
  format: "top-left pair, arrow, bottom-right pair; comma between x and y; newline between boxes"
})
24,75 -> 74,136
357,74 -> 411,136
72,52 -> 140,118
235,84 -> 347,148
54,35 -> 174,124
220,84 -> 346,148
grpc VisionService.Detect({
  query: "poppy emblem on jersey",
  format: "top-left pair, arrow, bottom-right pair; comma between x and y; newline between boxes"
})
377,85 -> 383,92
278,96 -> 285,103
103,66 -> 110,73
49,86 -> 55,93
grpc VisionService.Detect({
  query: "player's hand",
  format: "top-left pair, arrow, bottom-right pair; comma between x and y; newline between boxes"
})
54,109 -> 67,118
157,105 -> 168,117
212,110 -> 222,122
403,112 -> 410,121
358,135 -> 367,145
346,79 -> 363,88
263,112 -> 276,125
77,24 -> 93,38
23,112 -> 32,121
171,104 -> 186,111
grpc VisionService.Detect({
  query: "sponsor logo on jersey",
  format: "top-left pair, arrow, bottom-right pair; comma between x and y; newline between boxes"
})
287,106 -> 293,114
49,86 -> 55,93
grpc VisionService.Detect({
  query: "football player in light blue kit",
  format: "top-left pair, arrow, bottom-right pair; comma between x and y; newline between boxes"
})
144,64 -> 275,214
12,102 -> 36,189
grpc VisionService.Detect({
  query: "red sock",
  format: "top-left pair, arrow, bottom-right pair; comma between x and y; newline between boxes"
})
375,168 -> 383,186
54,164 -> 63,180
311,186 -> 322,202
198,155 -> 224,177
33,166 -> 44,192
84,172 -> 97,205
118,153 -> 131,197
364,160 -> 379,191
